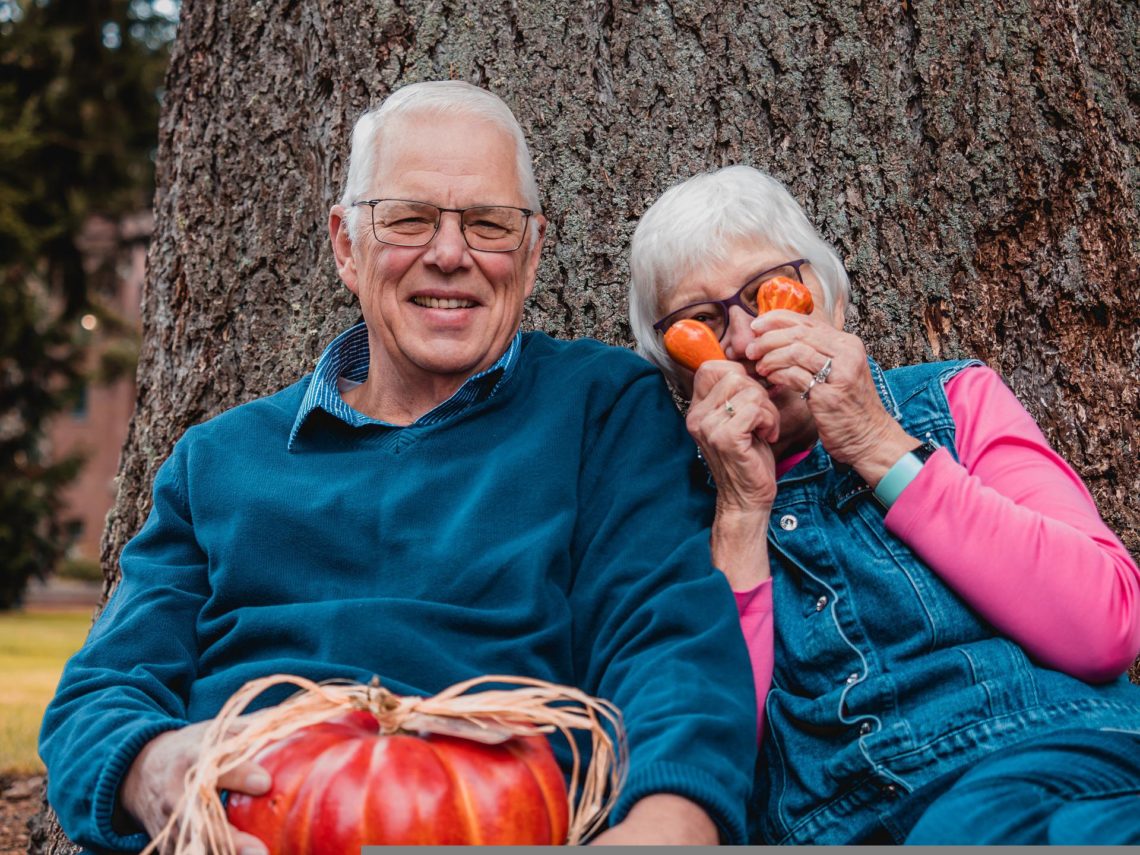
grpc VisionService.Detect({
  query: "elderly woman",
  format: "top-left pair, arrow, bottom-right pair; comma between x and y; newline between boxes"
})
627,164 -> 1140,845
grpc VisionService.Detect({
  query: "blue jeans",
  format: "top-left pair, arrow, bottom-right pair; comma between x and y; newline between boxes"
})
897,728 -> 1140,844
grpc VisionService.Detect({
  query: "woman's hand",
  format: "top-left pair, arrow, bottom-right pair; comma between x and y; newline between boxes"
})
686,360 -> 780,514
687,360 -> 778,590
746,311 -> 918,483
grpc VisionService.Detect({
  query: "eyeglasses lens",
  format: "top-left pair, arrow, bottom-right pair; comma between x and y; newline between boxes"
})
370,201 -> 526,251
459,206 -> 527,251
738,263 -> 802,313
665,304 -> 729,339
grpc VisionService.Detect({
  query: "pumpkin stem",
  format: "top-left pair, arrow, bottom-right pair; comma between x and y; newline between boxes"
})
356,677 -> 412,733
374,690 -> 407,734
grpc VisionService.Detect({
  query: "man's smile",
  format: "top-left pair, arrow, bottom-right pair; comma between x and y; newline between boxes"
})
411,295 -> 478,309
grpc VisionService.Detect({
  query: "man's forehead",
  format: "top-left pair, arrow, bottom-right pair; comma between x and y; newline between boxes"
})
369,113 -> 523,202
376,111 -> 514,159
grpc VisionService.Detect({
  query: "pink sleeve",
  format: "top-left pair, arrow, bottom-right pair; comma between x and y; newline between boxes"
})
885,365 -> 1140,681
735,580 -> 773,743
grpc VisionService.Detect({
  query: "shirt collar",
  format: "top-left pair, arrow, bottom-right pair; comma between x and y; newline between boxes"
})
289,321 -> 521,450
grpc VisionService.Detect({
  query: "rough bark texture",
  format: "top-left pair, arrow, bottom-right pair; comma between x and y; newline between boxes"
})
32,0 -> 1140,850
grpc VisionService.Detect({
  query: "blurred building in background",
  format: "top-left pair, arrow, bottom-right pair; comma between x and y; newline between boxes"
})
45,212 -> 149,572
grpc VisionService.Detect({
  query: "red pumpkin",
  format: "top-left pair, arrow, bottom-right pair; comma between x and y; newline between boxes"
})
226,710 -> 569,849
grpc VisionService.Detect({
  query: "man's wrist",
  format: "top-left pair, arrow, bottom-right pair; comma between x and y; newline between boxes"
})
622,794 -> 719,844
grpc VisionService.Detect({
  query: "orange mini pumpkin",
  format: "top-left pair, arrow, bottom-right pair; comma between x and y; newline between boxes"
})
755,276 -> 814,315
663,319 -> 727,372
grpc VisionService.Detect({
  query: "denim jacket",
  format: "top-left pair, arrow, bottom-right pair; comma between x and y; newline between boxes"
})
754,358 -> 1140,844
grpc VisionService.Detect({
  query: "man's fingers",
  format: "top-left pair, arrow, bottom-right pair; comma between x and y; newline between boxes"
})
217,765 -> 271,855
217,762 -> 271,796
230,828 -> 270,855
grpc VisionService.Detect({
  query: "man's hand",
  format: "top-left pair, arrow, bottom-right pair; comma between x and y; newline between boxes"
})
120,720 -> 272,854
588,794 -> 720,845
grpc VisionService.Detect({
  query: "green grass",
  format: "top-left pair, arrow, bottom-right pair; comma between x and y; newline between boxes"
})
0,608 -> 93,775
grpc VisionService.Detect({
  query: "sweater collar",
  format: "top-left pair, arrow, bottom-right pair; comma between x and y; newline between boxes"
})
288,321 -> 521,450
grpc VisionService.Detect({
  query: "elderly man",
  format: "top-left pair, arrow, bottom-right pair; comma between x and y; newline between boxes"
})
40,82 -> 756,849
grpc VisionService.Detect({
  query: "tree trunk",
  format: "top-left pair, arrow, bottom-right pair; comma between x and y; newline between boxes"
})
32,0 -> 1139,850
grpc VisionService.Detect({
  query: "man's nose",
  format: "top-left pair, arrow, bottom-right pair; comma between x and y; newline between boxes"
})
722,306 -> 757,362
423,211 -> 470,270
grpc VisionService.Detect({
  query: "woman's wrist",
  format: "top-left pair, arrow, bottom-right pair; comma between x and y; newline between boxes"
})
711,507 -> 772,591
851,421 -> 922,489
714,498 -> 773,521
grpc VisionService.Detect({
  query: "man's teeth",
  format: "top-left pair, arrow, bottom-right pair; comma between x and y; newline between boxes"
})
413,296 -> 477,309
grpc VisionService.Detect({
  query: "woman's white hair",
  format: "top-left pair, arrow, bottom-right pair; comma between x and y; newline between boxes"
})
628,164 -> 850,388
339,80 -> 541,240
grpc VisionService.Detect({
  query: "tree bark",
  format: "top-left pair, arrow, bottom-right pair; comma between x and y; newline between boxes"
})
33,0 -> 1140,850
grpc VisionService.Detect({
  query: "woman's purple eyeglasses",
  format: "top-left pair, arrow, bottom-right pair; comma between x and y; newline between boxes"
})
652,259 -> 808,342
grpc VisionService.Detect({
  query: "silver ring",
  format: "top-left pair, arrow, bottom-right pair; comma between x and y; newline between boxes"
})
814,358 -> 833,384
800,379 -> 817,401
724,400 -> 736,416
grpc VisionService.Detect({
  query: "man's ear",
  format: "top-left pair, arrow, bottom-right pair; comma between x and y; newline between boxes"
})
329,206 -> 359,295
521,214 -> 548,300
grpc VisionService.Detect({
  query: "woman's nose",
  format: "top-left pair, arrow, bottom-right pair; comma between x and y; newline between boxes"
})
722,306 -> 757,362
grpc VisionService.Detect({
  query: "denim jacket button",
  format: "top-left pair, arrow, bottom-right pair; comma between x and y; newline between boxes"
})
815,595 -> 828,611
779,514 -> 798,531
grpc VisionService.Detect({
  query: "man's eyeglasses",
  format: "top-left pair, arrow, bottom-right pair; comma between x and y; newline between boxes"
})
652,259 -> 809,342
351,199 -> 534,252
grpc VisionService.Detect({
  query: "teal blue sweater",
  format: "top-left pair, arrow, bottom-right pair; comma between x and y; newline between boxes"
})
40,331 -> 756,848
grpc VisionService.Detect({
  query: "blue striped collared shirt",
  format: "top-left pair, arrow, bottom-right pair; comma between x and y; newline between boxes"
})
288,321 -> 521,449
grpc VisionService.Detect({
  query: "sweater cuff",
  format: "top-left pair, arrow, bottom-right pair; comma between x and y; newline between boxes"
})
611,760 -> 747,844
89,718 -> 187,851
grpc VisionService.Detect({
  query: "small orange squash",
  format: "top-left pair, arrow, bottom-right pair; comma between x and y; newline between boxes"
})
663,319 -> 727,372
755,276 -> 814,315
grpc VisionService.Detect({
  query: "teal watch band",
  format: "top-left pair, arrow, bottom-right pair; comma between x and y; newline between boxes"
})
873,442 -> 937,509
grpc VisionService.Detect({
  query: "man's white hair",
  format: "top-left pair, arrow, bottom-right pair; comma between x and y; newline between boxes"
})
339,80 -> 541,240
628,164 -> 850,388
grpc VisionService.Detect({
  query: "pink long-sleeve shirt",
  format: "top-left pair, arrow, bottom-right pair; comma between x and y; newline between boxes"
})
735,365 -> 1140,740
